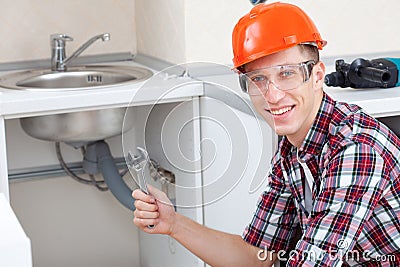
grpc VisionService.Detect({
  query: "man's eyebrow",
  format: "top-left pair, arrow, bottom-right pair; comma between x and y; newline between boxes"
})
246,62 -> 302,72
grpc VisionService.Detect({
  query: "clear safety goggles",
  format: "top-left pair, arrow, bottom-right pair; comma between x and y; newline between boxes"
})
238,60 -> 315,95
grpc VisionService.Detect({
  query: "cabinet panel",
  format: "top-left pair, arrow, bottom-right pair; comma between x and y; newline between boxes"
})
200,95 -> 274,234
137,100 -> 204,267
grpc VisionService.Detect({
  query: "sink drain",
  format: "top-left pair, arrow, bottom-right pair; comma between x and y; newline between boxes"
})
87,74 -> 103,83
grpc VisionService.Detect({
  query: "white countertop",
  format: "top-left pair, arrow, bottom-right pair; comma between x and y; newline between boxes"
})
324,86 -> 400,118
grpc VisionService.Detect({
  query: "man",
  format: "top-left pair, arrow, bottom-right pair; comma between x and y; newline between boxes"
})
133,2 -> 400,266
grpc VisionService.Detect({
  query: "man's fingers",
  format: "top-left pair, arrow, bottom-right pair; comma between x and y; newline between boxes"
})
147,185 -> 171,204
132,189 -> 155,203
134,209 -> 159,219
134,199 -> 158,211
133,186 -> 172,206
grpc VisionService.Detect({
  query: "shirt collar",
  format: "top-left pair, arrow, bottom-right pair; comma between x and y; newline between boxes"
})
280,92 -> 335,160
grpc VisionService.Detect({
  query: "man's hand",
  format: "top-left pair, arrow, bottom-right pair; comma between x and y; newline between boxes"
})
132,185 -> 176,235
133,185 -> 276,267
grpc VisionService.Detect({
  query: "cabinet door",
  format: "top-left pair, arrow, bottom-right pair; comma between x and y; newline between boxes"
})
138,100 -> 204,267
200,92 -> 275,235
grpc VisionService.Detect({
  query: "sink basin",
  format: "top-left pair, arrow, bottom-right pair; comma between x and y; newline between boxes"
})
0,65 -> 153,90
20,107 -> 135,143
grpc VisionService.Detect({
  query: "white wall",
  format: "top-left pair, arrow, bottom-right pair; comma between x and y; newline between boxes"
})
136,0 -> 400,66
282,0 -> 400,58
0,0 -> 136,63
136,0 -> 186,64
3,0 -> 399,68
135,0 -> 251,65
1,0 -> 399,68
184,0 -> 252,64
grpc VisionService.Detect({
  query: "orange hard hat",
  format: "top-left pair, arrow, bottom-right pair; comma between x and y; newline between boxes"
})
232,2 -> 327,70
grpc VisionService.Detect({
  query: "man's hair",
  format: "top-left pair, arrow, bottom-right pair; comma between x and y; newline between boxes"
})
299,44 -> 320,63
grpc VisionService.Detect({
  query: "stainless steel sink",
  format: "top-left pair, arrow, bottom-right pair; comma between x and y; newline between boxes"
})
0,65 -> 153,91
20,107 -> 134,143
0,64 -> 153,142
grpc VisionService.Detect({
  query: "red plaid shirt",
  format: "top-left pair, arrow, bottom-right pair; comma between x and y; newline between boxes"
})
243,93 -> 400,266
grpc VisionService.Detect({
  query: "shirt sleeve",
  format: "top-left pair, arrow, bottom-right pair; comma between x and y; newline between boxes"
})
287,142 -> 390,266
242,159 -> 298,252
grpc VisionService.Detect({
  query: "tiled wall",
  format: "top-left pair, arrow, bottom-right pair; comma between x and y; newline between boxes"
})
0,0 -> 136,64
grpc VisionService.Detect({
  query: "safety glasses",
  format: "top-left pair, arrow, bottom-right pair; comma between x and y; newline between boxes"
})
239,60 -> 315,95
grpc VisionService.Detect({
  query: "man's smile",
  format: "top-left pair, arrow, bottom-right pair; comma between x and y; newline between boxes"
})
266,105 -> 295,116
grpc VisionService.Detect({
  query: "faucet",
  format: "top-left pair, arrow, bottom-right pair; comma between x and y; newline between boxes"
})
50,33 -> 110,71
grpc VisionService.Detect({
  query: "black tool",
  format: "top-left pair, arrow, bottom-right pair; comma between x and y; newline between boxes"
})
325,58 -> 400,88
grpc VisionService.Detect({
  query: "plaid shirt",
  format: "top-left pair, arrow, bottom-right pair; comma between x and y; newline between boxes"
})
243,93 -> 400,266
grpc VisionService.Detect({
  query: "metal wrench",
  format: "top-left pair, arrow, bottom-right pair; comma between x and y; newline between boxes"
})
126,147 -> 155,228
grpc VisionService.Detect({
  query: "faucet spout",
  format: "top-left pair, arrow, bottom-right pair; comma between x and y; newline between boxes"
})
63,33 -> 110,67
51,33 -> 110,71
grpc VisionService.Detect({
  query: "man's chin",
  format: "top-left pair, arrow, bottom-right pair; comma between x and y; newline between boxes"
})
263,115 -> 295,136
273,126 -> 294,137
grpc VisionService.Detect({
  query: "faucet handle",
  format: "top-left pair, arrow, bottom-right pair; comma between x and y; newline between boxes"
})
50,34 -> 73,47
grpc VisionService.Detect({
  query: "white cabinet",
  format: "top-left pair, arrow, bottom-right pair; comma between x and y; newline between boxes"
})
0,193 -> 32,267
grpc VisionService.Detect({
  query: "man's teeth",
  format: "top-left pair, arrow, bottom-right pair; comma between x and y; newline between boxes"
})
270,106 -> 292,115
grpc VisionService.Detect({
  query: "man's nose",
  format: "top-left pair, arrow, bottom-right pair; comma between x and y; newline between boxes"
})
262,82 -> 285,103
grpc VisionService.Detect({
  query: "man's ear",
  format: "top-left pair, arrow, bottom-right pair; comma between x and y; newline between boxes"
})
312,61 -> 326,90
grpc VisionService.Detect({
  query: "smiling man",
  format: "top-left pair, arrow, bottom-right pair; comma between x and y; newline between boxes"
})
132,2 -> 400,266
